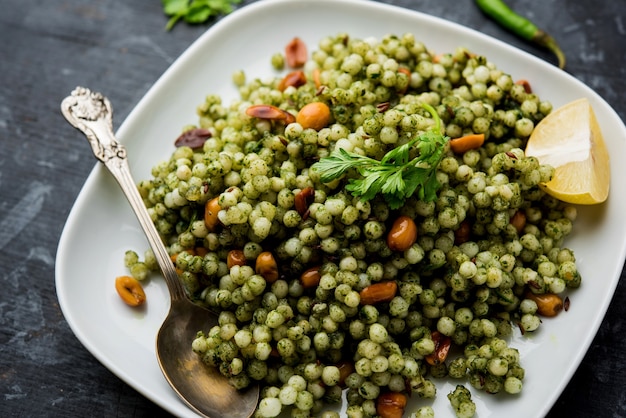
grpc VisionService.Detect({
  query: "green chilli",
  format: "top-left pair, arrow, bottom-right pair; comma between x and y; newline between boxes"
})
475,0 -> 566,69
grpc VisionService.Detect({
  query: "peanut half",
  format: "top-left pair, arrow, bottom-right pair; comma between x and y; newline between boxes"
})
300,266 -> 321,289
359,281 -> 398,305
278,70 -> 307,92
246,104 -> 296,125
425,331 -> 452,366
256,251 -> 279,283
295,186 -> 315,217
449,133 -> 485,154
296,102 -> 331,131
376,392 -> 408,418
227,249 -> 246,269
204,197 -> 221,231
387,215 -> 418,252
525,292 -> 564,317
285,37 -> 307,68
115,275 -> 146,307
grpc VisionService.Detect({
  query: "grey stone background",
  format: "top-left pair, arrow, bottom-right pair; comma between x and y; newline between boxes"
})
1,0 -> 624,416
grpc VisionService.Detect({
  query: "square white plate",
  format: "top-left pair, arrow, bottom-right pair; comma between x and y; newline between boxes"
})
56,0 -> 626,416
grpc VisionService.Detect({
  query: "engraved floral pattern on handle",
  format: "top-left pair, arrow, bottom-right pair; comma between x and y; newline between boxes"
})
61,86 -> 187,303
60,86 -> 126,163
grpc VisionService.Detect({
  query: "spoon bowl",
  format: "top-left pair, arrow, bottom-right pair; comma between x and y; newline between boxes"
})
156,298 -> 259,417
61,87 -> 259,418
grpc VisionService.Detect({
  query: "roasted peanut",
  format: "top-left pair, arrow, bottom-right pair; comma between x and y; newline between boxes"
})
376,392 -> 407,418
510,210 -> 526,234
246,104 -> 296,124
425,331 -> 452,366
449,133 -> 485,154
204,197 -> 221,231
115,275 -> 146,307
174,128 -> 212,149
312,67 -> 322,89
285,37 -> 307,68
295,186 -> 315,217
171,247 -> 208,263
255,251 -> 279,283
296,102 -> 331,131
359,281 -> 398,305
377,102 -> 390,113
387,215 -> 417,252
300,266 -> 321,288
277,70 -> 307,91
454,220 -> 471,244
525,292 -> 564,317
171,248 -> 191,262
337,361 -> 355,387
515,78 -> 532,93
227,249 -> 246,269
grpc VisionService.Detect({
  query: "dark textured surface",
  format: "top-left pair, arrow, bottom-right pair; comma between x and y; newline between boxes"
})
1,0 -> 625,417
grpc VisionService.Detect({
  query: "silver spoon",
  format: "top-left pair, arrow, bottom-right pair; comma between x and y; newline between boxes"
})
61,87 -> 259,418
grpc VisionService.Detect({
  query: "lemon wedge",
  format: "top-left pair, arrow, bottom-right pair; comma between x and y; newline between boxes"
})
525,98 -> 610,204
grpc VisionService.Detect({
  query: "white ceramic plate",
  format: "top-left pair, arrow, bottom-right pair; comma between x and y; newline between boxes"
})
56,0 -> 626,416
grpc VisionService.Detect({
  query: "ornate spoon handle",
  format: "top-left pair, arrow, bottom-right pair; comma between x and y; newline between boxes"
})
61,87 -> 186,302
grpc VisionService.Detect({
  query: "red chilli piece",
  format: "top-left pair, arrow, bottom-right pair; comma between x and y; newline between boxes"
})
174,128 -> 212,149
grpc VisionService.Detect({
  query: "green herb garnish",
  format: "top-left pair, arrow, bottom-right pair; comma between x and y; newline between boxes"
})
311,103 -> 449,209
162,0 -> 241,31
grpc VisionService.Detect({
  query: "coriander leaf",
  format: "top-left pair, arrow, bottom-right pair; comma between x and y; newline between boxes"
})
162,0 -> 240,30
162,0 -> 189,14
311,148 -> 378,183
185,4 -> 212,24
414,133 -> 437,155
310,150 -> 355,182
165,15 -> 183,31
207,0 -> 240,13
312,102 -> 450,208
346,171 -> 386,201
381,169 -> 406,196
380,137 -> 416,166
421,170 -> 441,202
402,166 -> 429,198
385,193 -> 406,210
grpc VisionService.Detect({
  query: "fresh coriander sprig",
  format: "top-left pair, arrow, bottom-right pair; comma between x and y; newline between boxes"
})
311,103 -> 449,209
162,0 -> 241,31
